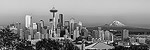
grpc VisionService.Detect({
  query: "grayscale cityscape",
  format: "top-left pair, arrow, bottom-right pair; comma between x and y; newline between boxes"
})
0,0 -> 150,50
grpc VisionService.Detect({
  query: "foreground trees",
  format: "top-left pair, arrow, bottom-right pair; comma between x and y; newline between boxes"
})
0,28 -> 19,49
36,38 -> 80,50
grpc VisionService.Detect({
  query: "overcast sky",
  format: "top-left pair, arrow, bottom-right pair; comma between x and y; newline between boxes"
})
0,0 -> 150,27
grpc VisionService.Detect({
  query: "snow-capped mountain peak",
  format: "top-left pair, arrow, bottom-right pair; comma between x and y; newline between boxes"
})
110,20 -> 125,26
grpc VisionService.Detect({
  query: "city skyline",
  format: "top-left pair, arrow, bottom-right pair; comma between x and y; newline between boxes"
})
0,0 -> 150,28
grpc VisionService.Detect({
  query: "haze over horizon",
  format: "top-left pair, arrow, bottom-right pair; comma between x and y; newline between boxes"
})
0,0 -> 150,28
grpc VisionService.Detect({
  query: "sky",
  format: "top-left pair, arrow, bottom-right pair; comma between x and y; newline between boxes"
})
0,0 -> 150,27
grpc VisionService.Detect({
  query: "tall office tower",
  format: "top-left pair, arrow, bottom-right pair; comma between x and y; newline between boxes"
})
37,23 -> 41,32
36,32 -> 41,39
24,30 -> 30,40
49,19 -> 53,28
25,15 -> 32,28
40,20 -> 44,28
40,20 -> 44,34
92,30 -> 99,38
43,26 -> 47,38
49,19 -> 54,37
50,7 -> 58,37
81,27 -> 89,37
110,33 -> 114,42
104,30 -> 110,41
28,35 -> 31,41
78,21 -> 82,33
25,15 -> 33,40
123,29 -> 129,40
30,27 -> 34,39
57,19 -> 60,28
70,18 -> 75,38
98,27 -> 102,40
56,28 -> 60,37
33,23 -> 37,34
20,29 -> 24,39
64,21 -> 70,26
100,30 -> 105,41
63,21 -> 70,37
59,14 -> 63,27
33,23 -> 37,29
15,22 -> 21,35
49,30 -> 53,38
73,27 -> 80,40
74,23 -> 78,29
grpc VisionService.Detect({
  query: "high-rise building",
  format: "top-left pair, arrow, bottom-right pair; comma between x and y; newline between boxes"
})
25,15 -> 32,28
70,18 -> 75,32
56,28 -> 60,37
28,35 -> 31,41
57,19 -> 60,28
64,21 -> 70,26
73,27 -> 80,40
29,27 -> 34,39
40,20 -> 44,34
33,23 -> 37,29
64,21 -> 70,37
99,30 -> 105,41
49,19 -> 53,29
104,30 -> 110,41
15,22 -> 21,35
123,29 -> 129,39
59,14 -> 63,27
92,30 -> 99,38
81,27 -> 89,37
49,29 -> 53,38
74,23 -> 78,29
70,18 -> 75,38
43,26 -> 48,38
78,21 -> 82,33
24,30 -> 30,40
40,20 -> 44,28
37,23 -> 41,32
20,29 -> 24,39
36,32 -> 41,39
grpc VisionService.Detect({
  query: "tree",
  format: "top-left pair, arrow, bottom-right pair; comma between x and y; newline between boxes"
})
36,38 -> 63,50
0,28 -> 19,49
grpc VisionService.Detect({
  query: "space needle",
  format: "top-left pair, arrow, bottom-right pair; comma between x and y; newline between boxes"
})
50,7 -> 58,37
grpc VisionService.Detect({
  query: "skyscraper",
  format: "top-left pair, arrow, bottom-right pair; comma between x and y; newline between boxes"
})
25,15 -> 32,28
73,27 -> 80,40
40,20 -> 44,34
59,14 -> 63,27
123,29 -> 129,39
49,19 -> 53,28
70,18 -> 75,38
78,21 -> 82,33
20,29 -> 24,39
33,23 -> 37,29
25,15 -> 33,40
49,19 -> 53,37
99,30 -> 105,41
15,22 -> 21,35
37,23 -> 41,32
40,20 -> 44,28
30,27 -> 34,39
64,21 -> 70,27
104,30 -> 110,41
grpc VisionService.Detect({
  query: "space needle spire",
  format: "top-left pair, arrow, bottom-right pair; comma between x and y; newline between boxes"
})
50,7 -> 58,37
